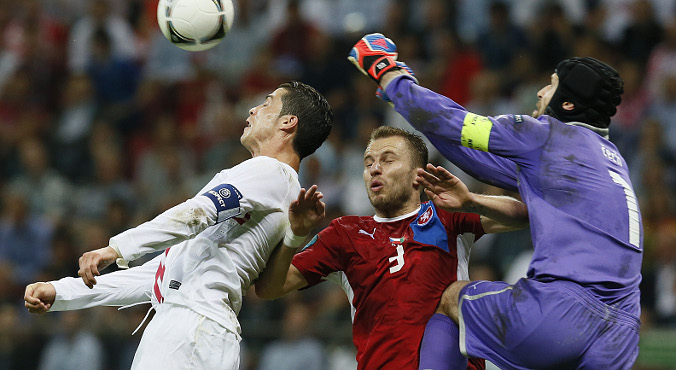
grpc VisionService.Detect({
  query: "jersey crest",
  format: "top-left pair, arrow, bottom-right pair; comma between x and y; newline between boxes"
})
410,203 -> 449,252
418,206 -> 434,226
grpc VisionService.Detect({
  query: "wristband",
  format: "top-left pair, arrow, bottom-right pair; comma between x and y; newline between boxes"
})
283,227 -> 307,249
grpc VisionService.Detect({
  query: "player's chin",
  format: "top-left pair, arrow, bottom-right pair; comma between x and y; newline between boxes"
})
368,194 -> 388,208
240,132 -> 250,145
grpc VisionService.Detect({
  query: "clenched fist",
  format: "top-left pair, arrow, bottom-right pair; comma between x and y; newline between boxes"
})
24,282 -> 56,314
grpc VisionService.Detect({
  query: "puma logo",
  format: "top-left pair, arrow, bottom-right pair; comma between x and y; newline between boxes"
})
358,228 -> 376,239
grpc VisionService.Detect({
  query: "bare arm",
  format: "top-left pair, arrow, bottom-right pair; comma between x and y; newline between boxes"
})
417,164 -> 529,233
255,185 -> 324,300
255,243 -> 309,299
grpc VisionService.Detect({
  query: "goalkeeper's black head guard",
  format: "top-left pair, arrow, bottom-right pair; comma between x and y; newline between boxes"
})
545,57 -> 624,128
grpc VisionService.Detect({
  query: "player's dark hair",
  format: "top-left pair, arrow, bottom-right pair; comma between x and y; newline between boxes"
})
545,57 -> 624,128
368,126 -> 428,169
278,81 -> 333,159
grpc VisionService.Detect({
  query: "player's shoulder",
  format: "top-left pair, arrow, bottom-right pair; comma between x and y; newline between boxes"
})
494,113 -> 549,126
322,215 -> 376,236
426,201 -> 480,225
220,156 -> 296,182
232,156 -> 284,172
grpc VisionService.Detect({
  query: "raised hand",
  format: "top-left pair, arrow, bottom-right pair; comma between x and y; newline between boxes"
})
78,246 -> 119,289
288,185 -> 325,237
416,164 -> 473,213
24,282 -> 56,314
348,33 -> 400,84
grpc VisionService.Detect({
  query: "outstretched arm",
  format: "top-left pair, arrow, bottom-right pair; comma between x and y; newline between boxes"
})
255,186 -> 324,300
417,164 -> 529,233
381,70 -> 519,190
25,255 -> 160,314
348,34 -> 549,192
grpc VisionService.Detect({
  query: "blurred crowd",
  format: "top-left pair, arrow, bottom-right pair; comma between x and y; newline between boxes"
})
1,0 -> 676,369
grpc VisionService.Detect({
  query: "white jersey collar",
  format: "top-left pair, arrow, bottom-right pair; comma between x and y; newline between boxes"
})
373,205 -> 421,223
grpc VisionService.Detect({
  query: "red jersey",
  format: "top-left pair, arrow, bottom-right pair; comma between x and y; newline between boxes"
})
292,201 -> 485,369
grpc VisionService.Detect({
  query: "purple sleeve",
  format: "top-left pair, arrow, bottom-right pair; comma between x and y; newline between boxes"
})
387,76 -> 549,188
427,137 -> 519,191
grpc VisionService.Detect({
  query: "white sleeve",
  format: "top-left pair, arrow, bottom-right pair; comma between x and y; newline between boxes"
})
110,195 -> 218,263
214,156 -> 297,213
111,157 -> 297,263
49,255 -> 160,311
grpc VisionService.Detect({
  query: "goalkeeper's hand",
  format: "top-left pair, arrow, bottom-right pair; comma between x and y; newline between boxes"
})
376,61 -> 418,107
348,33 -> 401,84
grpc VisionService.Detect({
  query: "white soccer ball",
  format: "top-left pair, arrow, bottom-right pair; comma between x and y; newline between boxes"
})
157,0 -> 234,52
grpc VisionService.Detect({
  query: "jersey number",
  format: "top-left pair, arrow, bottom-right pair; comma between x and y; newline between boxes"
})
388,245 -> 405,273
608,171 -> 640,248
153,248 -> 171,303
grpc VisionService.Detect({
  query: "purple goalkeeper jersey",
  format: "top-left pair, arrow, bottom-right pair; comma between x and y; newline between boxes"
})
387,76 -> 642,317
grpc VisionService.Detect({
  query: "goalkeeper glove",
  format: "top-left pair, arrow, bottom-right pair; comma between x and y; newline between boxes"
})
348,33 -> 401,84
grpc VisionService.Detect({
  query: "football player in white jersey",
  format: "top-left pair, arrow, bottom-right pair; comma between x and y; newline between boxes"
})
23,81 -> 333,370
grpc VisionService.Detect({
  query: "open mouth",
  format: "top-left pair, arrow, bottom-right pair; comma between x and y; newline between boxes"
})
370,180 -> 383,192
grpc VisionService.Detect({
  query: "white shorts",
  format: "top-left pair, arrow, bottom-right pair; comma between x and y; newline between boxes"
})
132,304 -> 241,370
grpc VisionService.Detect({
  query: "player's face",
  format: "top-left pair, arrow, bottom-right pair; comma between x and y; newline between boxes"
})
363,136 -> 421,217
533,73 -> 560,117
241,88 -> 287,152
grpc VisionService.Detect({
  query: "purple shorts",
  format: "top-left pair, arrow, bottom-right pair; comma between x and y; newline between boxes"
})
458,278 -> 639,369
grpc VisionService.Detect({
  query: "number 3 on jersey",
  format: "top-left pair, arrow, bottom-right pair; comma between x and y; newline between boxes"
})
388,241 -> 405,274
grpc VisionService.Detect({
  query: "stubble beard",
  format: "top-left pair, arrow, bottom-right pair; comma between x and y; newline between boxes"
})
369,188 -> 411,216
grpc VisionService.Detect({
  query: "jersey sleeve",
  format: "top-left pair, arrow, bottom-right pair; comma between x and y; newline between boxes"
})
49,254 -> 160,311
291,220 -> 348,288
112,156 -> 297,263
387,76 -> 550,181
197,156 -> 298,216
436,206 -> 485,241
427,138 -> 519,192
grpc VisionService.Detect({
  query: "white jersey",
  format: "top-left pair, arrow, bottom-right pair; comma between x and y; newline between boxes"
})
51,156 -> 300,335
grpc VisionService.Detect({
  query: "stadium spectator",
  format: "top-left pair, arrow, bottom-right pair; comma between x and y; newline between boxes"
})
257,302 -> 325,370
38,311 -> 104,370
67,0 -> 137,73
0,190 -> 53,285
7,138 -> 72,225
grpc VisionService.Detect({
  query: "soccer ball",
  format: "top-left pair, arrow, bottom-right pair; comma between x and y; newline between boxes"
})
157,0 -> 234,52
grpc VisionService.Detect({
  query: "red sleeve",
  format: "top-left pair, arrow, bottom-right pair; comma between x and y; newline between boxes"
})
436,205 -> 485,240
291,219 -> 348,288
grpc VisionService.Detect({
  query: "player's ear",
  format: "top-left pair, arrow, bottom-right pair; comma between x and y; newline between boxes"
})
562,101 -> 574,111
412,166 -> 422,190
279,115 -> 299,133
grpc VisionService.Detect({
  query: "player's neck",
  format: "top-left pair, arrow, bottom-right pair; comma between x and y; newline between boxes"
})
252,145 -> 300,173
375,199 -> 421,219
